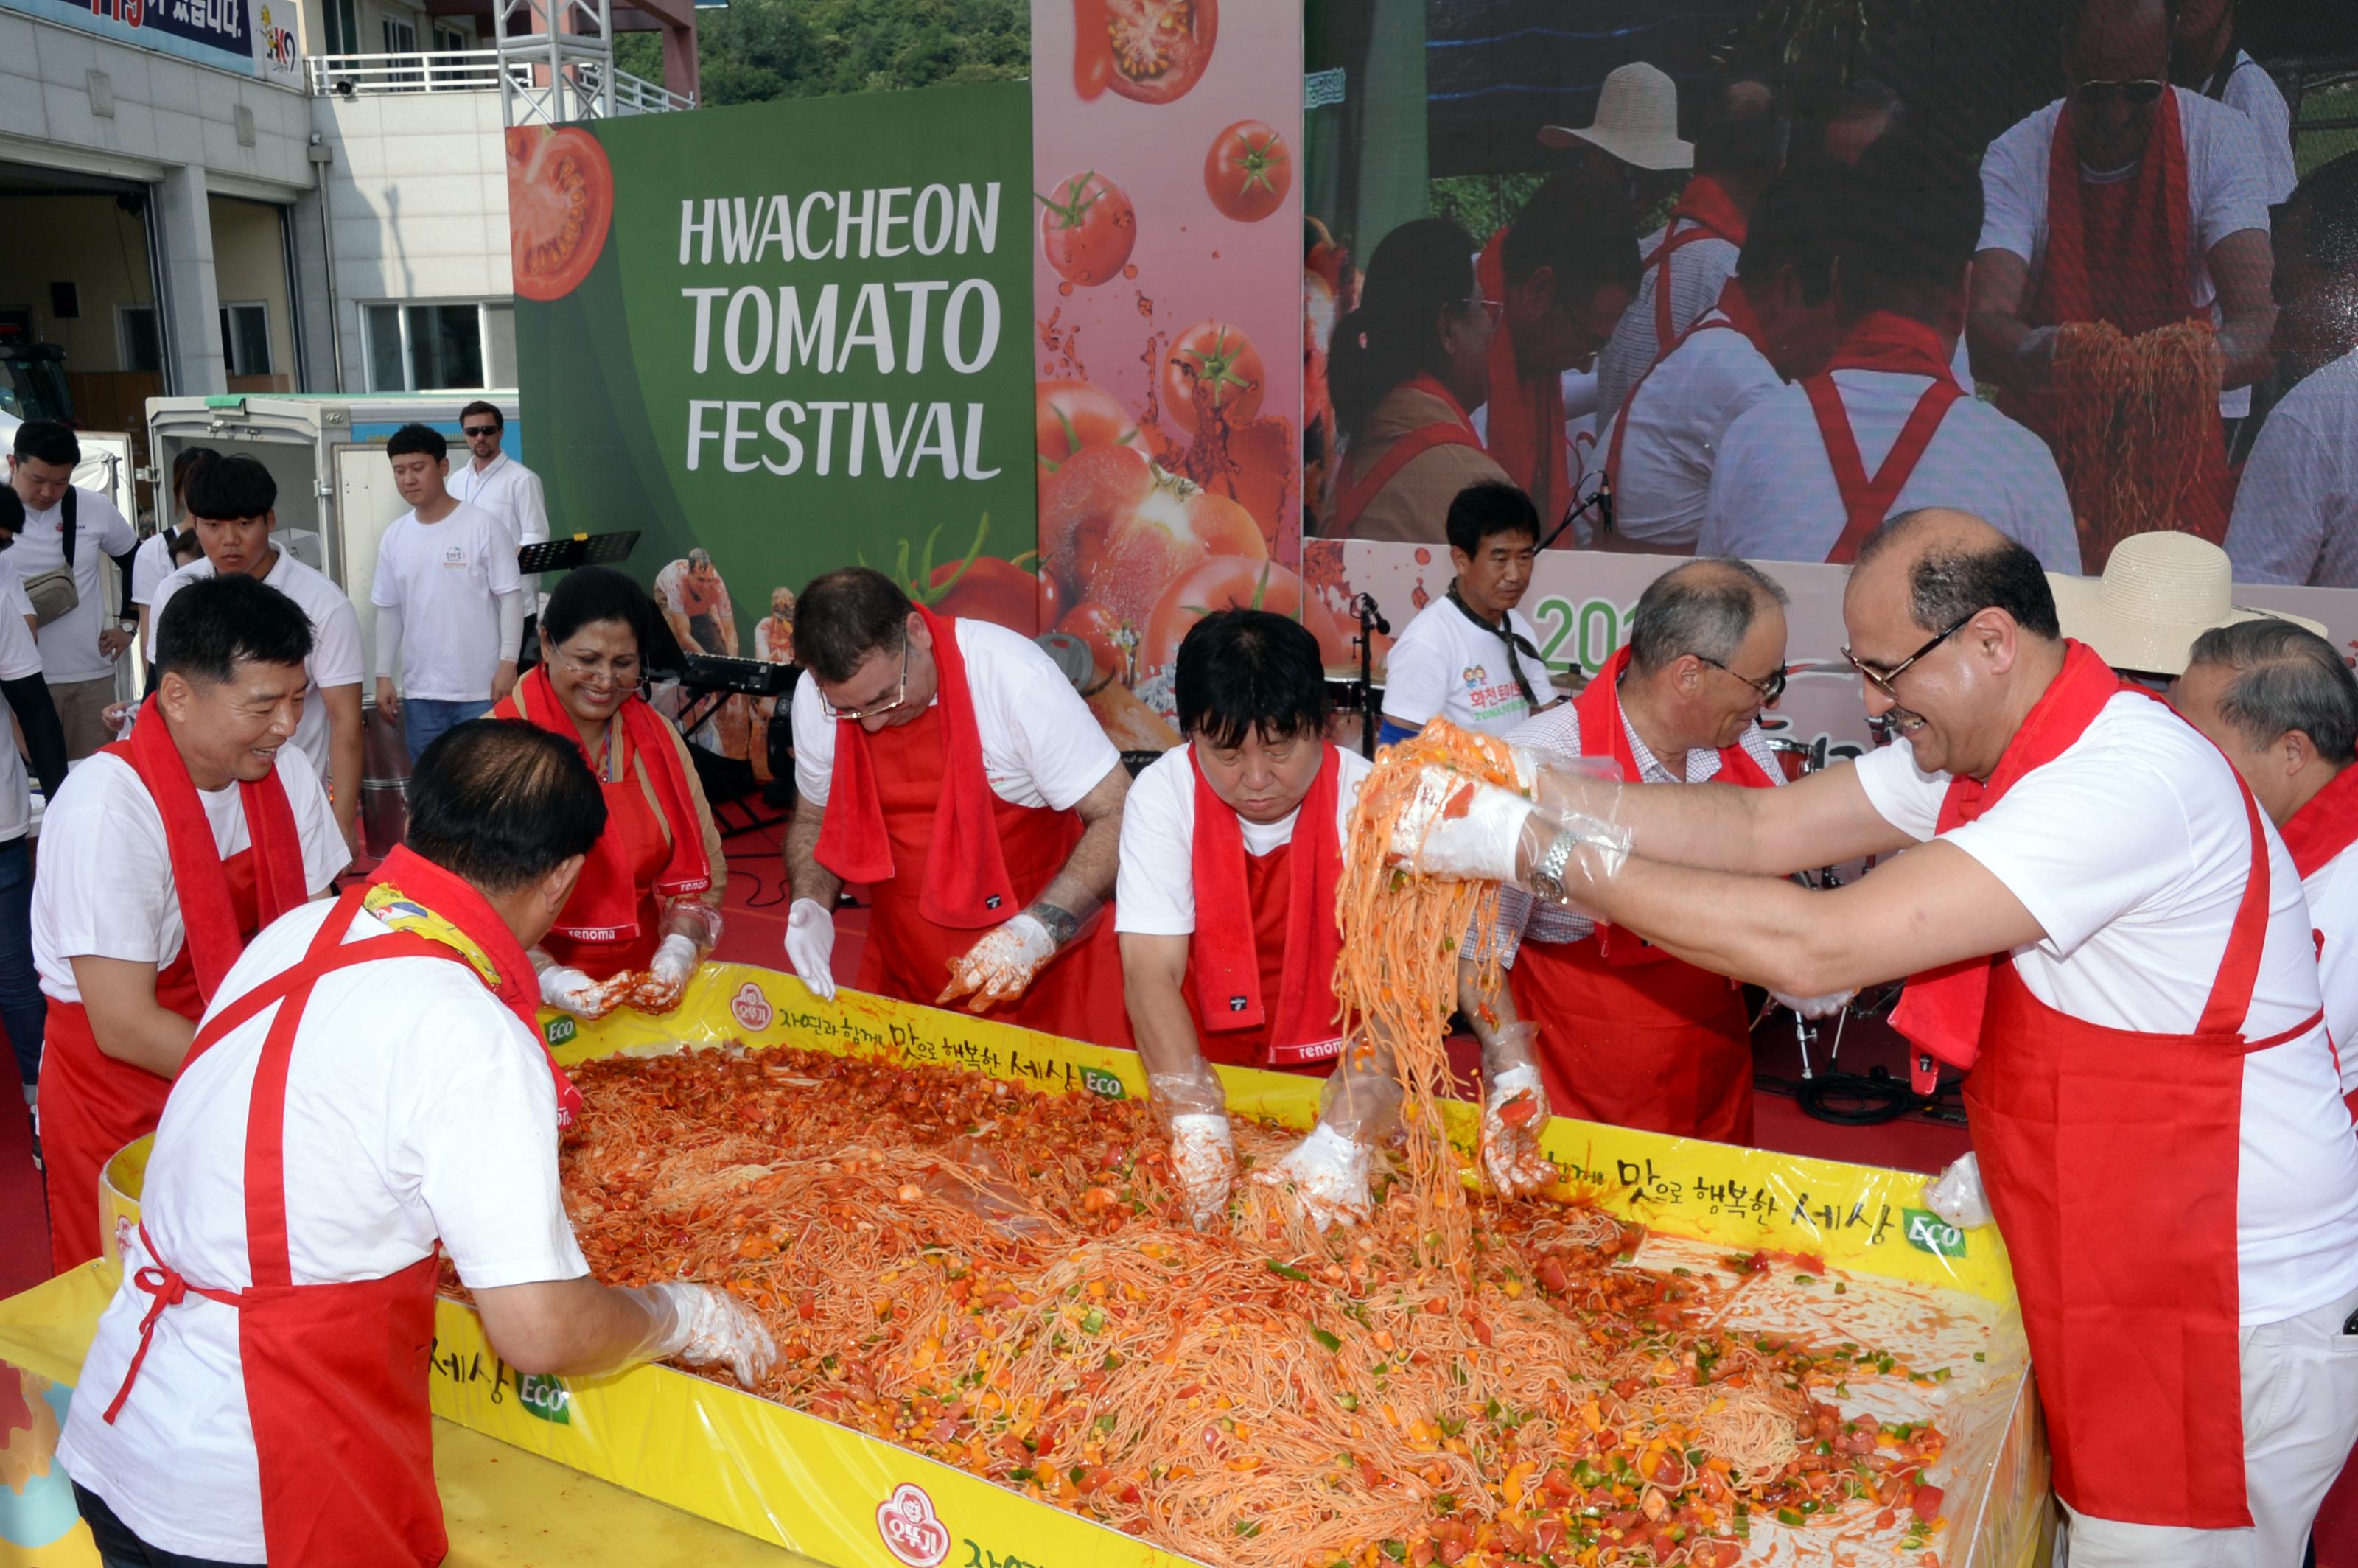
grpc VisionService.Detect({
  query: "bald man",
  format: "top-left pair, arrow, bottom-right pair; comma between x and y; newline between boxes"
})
1402,508 -> 2358,1566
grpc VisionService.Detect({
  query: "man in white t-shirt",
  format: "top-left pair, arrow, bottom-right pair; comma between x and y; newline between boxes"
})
1704,127 -> 2081,573
2176,618 -> 2358,1124
0,551 -> 69,1107
2172,0 -> 2295,203
6,420 -> 139,757
1601,161 -> 1847,551
32,575 -> 351,1274
1398,509 -> 2358,1567
153,454 -> 365,853
130,445 -> 217,661
782,567 -> 1132,1047
371,424 -> 522,765
1968,0 -> 2275,533
1379,483 -> 1558,743
2224,151 -> 2358,588
57,720 -> 770,1568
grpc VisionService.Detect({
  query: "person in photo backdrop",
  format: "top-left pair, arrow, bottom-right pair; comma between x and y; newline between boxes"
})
781,568 -> 1133,1046
2171,0 -> 2296,203
655,549 -> 738,658
492,568 -> 725,1020
1379,483 -> 1558,743
6,420 -> 140,760
1538,62 -> 1693,242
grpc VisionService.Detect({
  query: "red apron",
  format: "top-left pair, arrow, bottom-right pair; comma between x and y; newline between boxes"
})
539,767 -> 669,978
1807,377 -> 1965,566
1186,841 -> 1341,1074
1329,374 -> 1485,538
1508,934 -> 1754,1142
853,701 -> 1131,1048
1964,778 -> 2301,1527
39,849 -> 265,1275
98,886 -> 465,1566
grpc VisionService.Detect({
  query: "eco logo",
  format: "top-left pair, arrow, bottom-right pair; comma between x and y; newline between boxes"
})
875,1482 -> 952,1568
731,981 -> 774,1032
516,1371 -> 572,1424
542,1015 -> 578,1047
1903,1208 -> 1968,1259
1080,1066 -> 1126,1099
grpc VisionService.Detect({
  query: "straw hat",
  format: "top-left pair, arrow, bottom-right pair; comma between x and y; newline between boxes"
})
2047,530 -> 2326,677
1539,63 -> 1693,171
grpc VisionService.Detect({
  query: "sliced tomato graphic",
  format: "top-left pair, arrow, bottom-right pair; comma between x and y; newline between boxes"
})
507,125 -> 613,302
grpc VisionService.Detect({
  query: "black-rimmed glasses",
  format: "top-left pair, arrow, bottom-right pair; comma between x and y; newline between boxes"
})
1695,654 -> 1787,704
819,640 -> 912,723
1843,614 -> 1975,699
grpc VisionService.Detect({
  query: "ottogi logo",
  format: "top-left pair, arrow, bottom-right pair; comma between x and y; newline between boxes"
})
516,1371 -> 572,1424
542,1015 -> 577,1047
875,1482 -> 952,1568
1903,1208 -> 1968,1259
731,981 -> 774,1032
1080,1066 -> 1125,1099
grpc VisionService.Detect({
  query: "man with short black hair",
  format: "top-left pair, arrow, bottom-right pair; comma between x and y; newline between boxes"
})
58,718 -> 772,1568
372,424 -> 523,763
6,419 -> 140,758
783,567 -> 1131,1045
32,575 -> 350,1273
154,455 -> 365,852
447,400 -> 549,560
1379,483 -> 1558,742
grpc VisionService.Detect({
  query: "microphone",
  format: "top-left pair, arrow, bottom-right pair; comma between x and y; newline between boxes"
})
1349,593 -> 1390,636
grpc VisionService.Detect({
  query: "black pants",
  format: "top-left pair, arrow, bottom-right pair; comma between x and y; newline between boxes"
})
74,1483 -> 253,1568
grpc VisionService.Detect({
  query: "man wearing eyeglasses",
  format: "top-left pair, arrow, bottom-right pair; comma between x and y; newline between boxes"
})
781,567 -> 1133,1047
447,402 -> 549,572
1400,508 -> 2358,1567
1457,557 -> 1795,1147
1970,0 -> 2276,539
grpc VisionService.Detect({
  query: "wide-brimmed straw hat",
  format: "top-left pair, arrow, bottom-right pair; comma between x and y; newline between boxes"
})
2048,530 -> 2326,677
1539,63 -> 1693,171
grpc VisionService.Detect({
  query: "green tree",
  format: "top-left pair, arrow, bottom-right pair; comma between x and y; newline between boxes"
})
623,0 -> 1028,106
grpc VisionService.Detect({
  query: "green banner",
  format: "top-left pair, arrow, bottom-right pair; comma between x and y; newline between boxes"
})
516,80 -> 1038,651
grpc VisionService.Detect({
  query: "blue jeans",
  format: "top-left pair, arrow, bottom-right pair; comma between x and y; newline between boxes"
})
402,698 -> 494,765
0,836 -> 41,1087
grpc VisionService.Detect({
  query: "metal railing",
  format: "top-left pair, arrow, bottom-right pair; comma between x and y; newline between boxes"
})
304,49 -> 690,111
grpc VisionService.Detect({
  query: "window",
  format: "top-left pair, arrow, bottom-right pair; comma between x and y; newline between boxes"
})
119,306 -> 161,373
321,0 -> 358,55
433,24 -> 468,52
220,302 -> 271,377
363,302 -> 518,392
382,15 -> 417,51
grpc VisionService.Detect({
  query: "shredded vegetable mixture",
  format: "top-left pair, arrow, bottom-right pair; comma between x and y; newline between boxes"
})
2050,319 -> 2220,570
552,1047 -> 1956,1568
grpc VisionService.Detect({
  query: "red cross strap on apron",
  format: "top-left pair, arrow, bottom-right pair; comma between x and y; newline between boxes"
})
1183,744 -> 1347,1073
41,696 -> 309,1275
1805,313 -> 1967,566
1600,278 -> 1769,545
1645,176 -> 1749,348
97,882 -> 473,1567
1891,641 -> 2314,1527
1329,374 -> 1487,538
816,609 -> 1132,1048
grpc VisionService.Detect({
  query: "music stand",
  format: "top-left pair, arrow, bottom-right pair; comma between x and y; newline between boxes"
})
516,531 -> 641,575
671,654 -> 798,839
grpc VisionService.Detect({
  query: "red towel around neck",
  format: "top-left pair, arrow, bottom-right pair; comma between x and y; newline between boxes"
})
1477,228 -> 1570,531
1827,311 -> 1959,381
1186,743 -> 1346,1047
2032,87 -> 2196,335
2281,763 -> 2358,881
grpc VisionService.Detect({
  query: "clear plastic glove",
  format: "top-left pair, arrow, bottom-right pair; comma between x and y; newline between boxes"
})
1168,1111 -> 1236,1231
937,912 -> 1057,1013
2016,324 -> 2060,379
1923,1152 -> 1993,1229
662,900 -> 724,951
629,934 -> 700,1015
1481,1058 -> 1556,1199
1250,1121 -> 1374,1231
615,1280 -> 778,1386
539,963 -> 623,1021
1388,766 -> 1536,881
783,898 -> 837,1001
1769,987 -> 1855,1021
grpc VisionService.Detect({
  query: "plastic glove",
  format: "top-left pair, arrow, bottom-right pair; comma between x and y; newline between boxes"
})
1168,1111 -> 1236,1231
615,1281 -> 777,1386
539,963 -> 623,1021
1923,1152 -> 1993,1229
937,912 -> 1057,1013
1250,1121 -> 1373,1231
629,934 -> 700,1015
1388,766 -> 1536,881
2016,324 -> 2060,379
1480,1060 -> 1556,1199
1769,988 -> 1855,1021
783,898 -> 837,1001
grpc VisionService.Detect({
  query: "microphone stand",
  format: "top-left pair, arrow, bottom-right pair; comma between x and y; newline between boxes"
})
1536,476 -> 1614,553
1350,592 -> 1389,759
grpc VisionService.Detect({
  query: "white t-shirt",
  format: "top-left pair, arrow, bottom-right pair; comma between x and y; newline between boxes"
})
2301,842 -> 2358,1107
1595,226 -> 1741,430
32,746 -> 348,1002
1115,743 -> 1371,937
151,551 -> 365,786
1600,310 -> 1783,550
1851,693 -> 2358,1325
369,503 -> 522,702
791,617 -> 1119,813
11,482 -> 138,685
57,897 -> 587,1562
446,451 -> 549,551
129,531 -> 183,608
2222,349 -> 2358,588
1978,89 -> 2272,417
1382,593 -> 1556,739
0,557 -> 43,842
2211,51 -> 2297,204
1700,371 -> 2082,573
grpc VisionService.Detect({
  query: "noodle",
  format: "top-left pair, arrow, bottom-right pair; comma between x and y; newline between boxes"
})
2049,319 -> 2219,570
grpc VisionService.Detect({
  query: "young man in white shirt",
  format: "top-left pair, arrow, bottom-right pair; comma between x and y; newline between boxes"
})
371,423 -> 523,764
130,445 -> 216,661
2224,151 -> 2358,587
1379,482 -> 1558,743
1600,160 -> 1848,551
58,720 -> 770,1568
153,454 -> 366,853
1702,127 -> 2080,572
1399,509 -> 2358,1568
6,419 -> 140,757
2172,0 -> 2296,203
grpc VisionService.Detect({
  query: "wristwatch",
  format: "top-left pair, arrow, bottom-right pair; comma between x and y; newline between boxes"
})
1529,827 -> 1583,905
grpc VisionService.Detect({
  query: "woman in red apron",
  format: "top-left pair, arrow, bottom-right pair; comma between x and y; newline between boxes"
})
492,567 -> 724,1018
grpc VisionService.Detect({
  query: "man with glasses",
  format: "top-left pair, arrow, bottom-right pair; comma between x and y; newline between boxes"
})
1458,557 -> 1794,1146
1399,508 -> 2358,1567
781,567 -> 1133,1047
1970,0 -> 2275,536
448,401 -> 549,609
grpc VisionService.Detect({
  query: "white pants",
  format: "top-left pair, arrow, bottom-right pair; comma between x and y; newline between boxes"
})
2062,1282 -> 2358,1568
